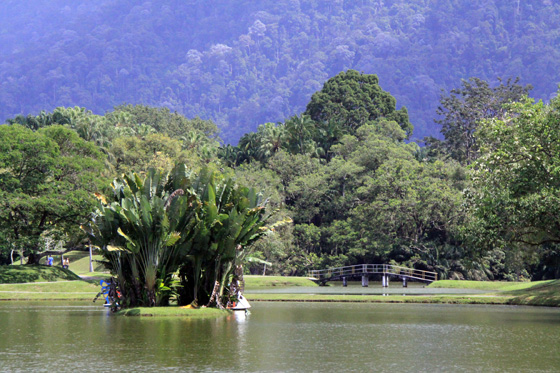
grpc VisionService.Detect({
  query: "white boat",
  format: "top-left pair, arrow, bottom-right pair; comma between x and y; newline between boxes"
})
227,294 -> 251,310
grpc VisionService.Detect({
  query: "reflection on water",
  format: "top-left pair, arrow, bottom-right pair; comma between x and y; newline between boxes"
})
0,301 -> 559,372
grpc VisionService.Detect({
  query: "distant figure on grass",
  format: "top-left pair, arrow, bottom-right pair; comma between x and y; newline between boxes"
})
63,258 -> 70,269
47,256 -> 54,266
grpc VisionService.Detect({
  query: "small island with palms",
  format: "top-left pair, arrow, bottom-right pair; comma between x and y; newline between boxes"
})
83,163 -> 278,314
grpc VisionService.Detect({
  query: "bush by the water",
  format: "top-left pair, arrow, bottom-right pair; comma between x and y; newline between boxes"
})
0,265 -> 81,283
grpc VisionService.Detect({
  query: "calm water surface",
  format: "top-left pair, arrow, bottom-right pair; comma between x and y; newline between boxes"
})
0,301 -> 559,372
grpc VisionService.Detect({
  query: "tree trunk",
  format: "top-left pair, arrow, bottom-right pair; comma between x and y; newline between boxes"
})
89,244 -> 94,272
27,253 -> 41,265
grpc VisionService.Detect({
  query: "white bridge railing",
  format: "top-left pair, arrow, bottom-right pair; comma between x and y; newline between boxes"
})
308,264 -> 437,283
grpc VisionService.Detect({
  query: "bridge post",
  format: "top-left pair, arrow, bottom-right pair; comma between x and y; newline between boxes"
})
342,277 -> 348,287
382,274 -> 389,287
402,277 -> 407,287
361,275 -> 368,287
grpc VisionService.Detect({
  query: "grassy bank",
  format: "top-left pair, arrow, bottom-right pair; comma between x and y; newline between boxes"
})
10,250 -> 110,278
245,279 -> 560,307
245,293 -> 511,305
0,265 -> 82,283
503,280 -> 560,307
427,279 -> 560,306
0,265 -> 101,301
116,307 -> 231,318
0,280 -> 100,300
244,275 -> 317,289
428,279 -> 552,292
60,250 -> 110,277
1,266 -> 558,307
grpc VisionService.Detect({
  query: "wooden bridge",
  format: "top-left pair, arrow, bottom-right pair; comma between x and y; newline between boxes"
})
308,264 -> 438,287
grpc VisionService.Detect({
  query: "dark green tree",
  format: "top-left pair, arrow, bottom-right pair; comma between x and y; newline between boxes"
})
466,95 -> 560,249
304,70 -> 413,138
0,125 -> 105,263
432,77 -> 531,165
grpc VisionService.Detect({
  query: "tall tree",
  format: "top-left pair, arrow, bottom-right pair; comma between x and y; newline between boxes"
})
466,95 -> 560,249
0,125 -> 105,263
304,70 -> 413,137
433,77 -> 531,165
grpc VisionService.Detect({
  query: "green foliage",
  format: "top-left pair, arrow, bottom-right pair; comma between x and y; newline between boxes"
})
305,70 -> 412,137
111,133 -> 184,175
86,164 -> 272,308
430,77 -> 531,165
86,165 -> 200,307
108,105 -> 219,139
465,95 -> 560,252
178,167 -> 273,306
0,124 -> 105,261
3,64 -> 558,283
244,118 -> 470,277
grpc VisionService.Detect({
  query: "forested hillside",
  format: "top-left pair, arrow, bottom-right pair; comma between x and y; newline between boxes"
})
2,69 -> 558,281
1,0 -> 559,142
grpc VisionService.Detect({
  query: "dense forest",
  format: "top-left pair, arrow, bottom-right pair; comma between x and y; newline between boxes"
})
1,70 -> 559,283
1,0 -> 560,142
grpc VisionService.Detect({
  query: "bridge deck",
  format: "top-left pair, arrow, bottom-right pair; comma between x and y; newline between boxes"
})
308,264 -> 437,284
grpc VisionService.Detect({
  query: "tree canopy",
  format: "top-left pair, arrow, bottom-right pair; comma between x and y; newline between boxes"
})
0,124 -> 105,263
305,70 -> 412,137
1,74 -> 558,282
466,96 -> 560,249
429,77 -> 531,165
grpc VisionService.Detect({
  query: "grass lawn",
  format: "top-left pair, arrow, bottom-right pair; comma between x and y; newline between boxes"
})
0,280 -> 100,300
245,293 -> 511,305
244,275 -> 317,289
503,279 -> 560,307
0,265 -> 101,300
10,250 -> 111,278
0,265 -> 82,283
1,266 -> 558,307
59,250 -> 109,277
246,279 -> 560,307
428,279 -> 552,292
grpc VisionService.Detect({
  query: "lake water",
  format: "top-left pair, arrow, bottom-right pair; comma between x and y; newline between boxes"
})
0,301 -> 559,372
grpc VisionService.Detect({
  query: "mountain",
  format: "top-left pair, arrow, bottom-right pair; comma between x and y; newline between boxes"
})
1,0 -> 559,143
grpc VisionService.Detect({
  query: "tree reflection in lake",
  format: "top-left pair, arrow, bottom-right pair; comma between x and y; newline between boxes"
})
0,301 -> 558,372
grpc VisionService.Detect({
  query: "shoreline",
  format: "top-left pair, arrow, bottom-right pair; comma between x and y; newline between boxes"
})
2,293 -> 555,308
1,270 -> 558,308
244,294 -> 527,306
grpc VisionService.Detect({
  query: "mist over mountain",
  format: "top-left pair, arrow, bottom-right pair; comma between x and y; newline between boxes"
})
1,0 -> 559,143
